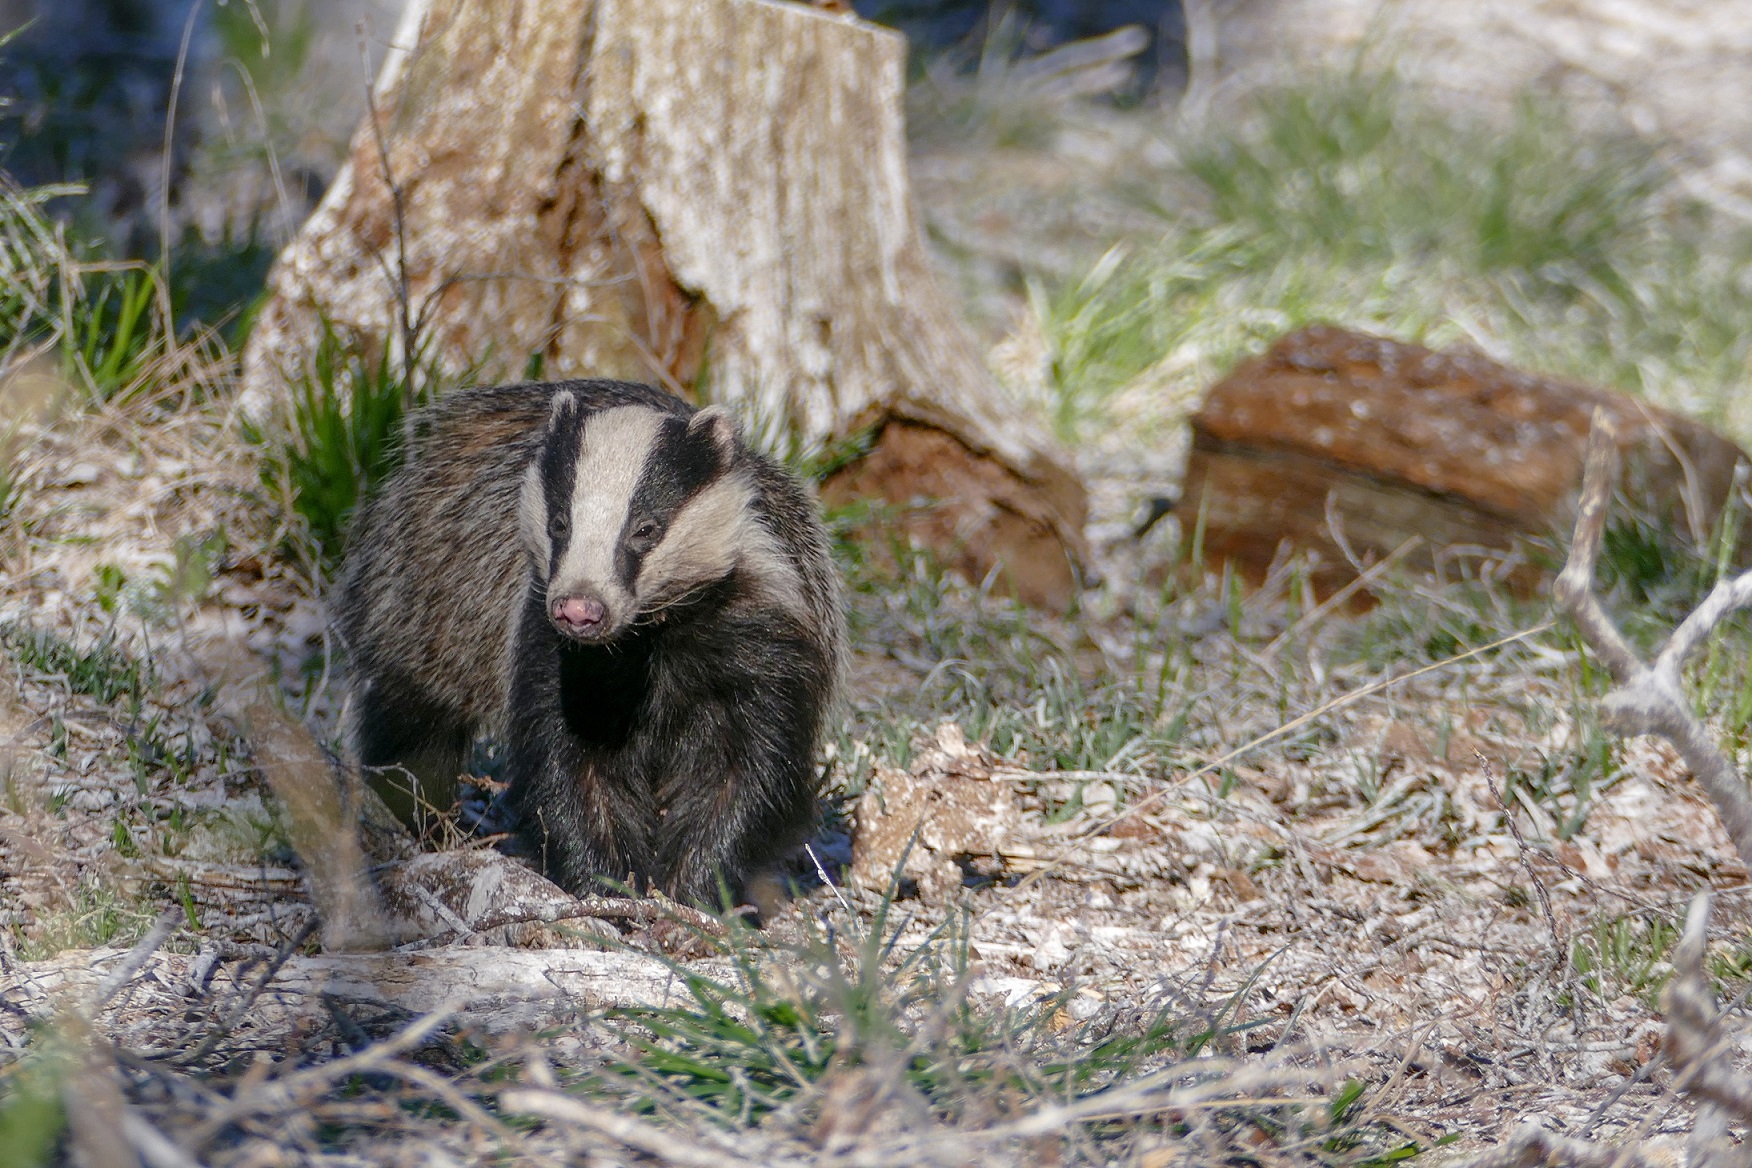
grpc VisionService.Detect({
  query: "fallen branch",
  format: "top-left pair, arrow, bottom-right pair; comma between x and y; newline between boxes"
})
468,891 -> 728,938
1552,409 -> 1752,875
1555,410 -> 1752,1166
3,944 -> 716,1045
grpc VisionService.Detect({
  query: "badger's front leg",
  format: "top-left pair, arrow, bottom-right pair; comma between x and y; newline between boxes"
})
651,630 -> 827,907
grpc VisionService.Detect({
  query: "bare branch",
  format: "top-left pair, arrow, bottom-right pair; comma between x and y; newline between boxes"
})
1663,894 -> 1752,1121
94,909 -> 182,1011
1554,411 -> 1752,875
1553,410 -> 1641,681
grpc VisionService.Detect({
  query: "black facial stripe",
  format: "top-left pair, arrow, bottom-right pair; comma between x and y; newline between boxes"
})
540,402 -> 587,576
614,414 -> 726,582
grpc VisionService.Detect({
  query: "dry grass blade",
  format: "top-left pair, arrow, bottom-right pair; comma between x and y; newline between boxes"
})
92,908 -> 181,1010
1554,408 -> 1752,874
187,1001 -> 460,1148
500,1088 -> 793,1168
247,701 -> 399,951
1460,1123 -> 1657,1168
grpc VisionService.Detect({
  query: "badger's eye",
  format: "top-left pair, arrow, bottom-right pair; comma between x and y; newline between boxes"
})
628,519 -> 659,548
548,514 -> 568,540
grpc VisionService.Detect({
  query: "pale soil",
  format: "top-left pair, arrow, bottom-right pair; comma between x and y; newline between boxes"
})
1,382 -> 1747,1163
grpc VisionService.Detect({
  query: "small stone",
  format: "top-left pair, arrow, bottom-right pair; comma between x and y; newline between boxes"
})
56,462 -> 102,487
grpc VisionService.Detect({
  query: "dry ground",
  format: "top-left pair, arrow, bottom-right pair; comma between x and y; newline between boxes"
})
1,369 -> 1749,1165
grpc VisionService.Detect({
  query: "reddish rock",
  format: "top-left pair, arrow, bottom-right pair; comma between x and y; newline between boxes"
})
821,421 -> 1087,609
1176,326 -> 1748,594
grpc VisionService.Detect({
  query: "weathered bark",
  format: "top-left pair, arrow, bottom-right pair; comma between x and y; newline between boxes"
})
1176,327 -> 1748,596
0,945 -> 716,1038
242,0 -> 1088,605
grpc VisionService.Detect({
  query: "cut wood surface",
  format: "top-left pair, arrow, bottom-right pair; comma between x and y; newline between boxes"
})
242,0 -> 1088,606
1176,326 -> 1749,594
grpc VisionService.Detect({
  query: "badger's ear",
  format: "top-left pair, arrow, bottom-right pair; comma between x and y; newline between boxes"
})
547,390 -> 577,425
688,405 -> 738,463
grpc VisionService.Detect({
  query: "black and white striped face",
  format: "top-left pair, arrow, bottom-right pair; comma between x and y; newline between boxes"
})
518,396 -> 764,642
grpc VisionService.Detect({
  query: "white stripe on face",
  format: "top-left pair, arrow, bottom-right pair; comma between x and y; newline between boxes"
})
550,407 -> 664,620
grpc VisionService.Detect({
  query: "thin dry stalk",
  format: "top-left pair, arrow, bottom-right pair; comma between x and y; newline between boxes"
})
187,1001 -> 458,1148
500,1087 -> 792,1168
247,701 -> 398,951
1553,409 -> 1752,875
1462,1124 -> 1655,1168
1474,750 -> 1564,965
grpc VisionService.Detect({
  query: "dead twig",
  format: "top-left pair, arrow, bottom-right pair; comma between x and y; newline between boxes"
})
1475,751 -> 1565,967
188,1001 -> 459,1149
94,909 -> 182,1011
1461,1124 -> 1656,1168
121,1108 -> 202,1168
500,1087 -> 788,1168
1662,892 -> 1752,1168
171,916 -> 321,1067
358,22 -> 420,403
1557,411 -> 1752,1163
1553,409 -> 1752,875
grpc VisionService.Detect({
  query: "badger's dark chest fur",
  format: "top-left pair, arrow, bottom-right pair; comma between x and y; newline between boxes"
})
501,474 -> 830,901
552,619 -> 655,750
542,575 -> 735,753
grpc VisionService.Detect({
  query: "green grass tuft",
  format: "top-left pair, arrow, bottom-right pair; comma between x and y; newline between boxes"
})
0,178 -> 75,373
1,623 -> 148,706
14,880 -> 158,961
63,264 -> 164,403
590,898 -> 1212,1125
248,325 -> 442,570
1571,914 -> 1677,1007
0,1043 -> 66,1168
1035,73 -> 1752,446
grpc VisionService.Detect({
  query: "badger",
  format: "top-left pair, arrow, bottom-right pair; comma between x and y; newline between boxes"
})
334,380 -> 845,906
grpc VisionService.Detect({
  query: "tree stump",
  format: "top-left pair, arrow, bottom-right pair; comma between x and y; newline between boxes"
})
241,0 -> 1088,606
1176,326 -> 1749,596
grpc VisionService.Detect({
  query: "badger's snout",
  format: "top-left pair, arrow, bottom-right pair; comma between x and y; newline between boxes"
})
551,594 -> 610,640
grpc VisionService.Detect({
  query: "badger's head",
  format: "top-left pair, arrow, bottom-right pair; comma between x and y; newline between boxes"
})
518,394 -> 772,644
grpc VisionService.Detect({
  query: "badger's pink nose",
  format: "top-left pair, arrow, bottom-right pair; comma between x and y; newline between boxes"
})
552,595 -> 606,633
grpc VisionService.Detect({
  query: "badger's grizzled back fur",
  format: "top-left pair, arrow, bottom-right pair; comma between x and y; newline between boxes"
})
336,380 -> 845,905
